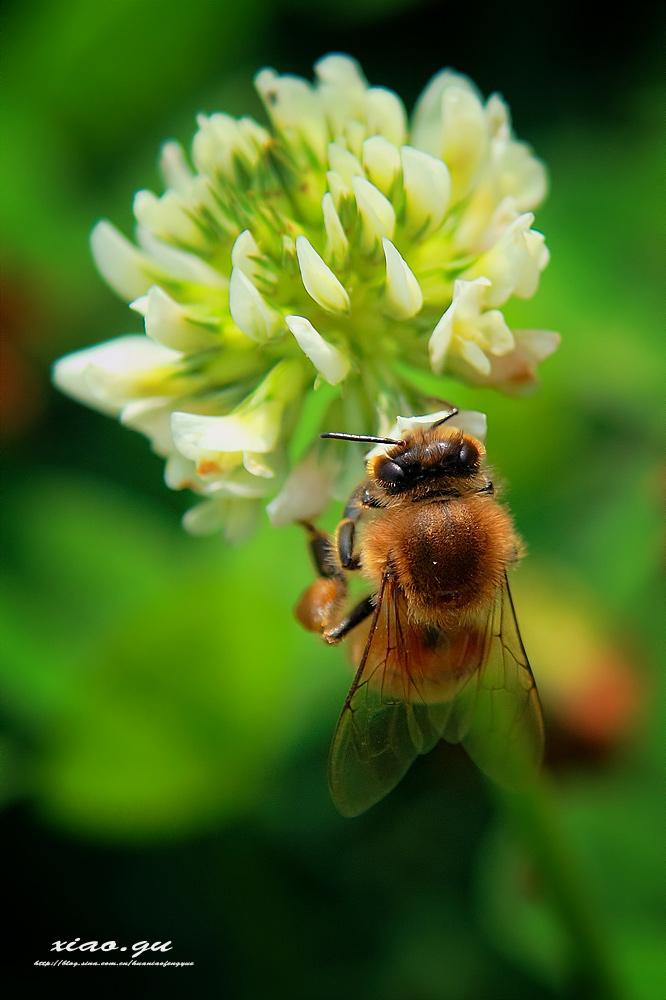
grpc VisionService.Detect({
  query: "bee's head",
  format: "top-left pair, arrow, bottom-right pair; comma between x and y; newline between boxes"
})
368,426 -> 483,495
320,408 -> 486,500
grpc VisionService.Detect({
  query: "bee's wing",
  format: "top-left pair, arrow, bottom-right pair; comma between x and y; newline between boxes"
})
328,570 -> 544,817
328,570 -> 487,817
444,572 -> 544,790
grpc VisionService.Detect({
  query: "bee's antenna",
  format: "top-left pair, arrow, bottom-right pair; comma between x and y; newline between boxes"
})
320,432 -> 402,445
430,406 -> 459,428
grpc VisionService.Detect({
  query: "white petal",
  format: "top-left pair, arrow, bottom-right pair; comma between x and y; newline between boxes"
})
285,315 -> 350,385
362,135 -> 401,195
514,328 -> 561,361
428,309 -> 454,374
485,93 -> 511,139
439,85 -> 488,200
237,115 -> 271,150
191,112 -> 257,178
243,452 -> 276,478
477,309 -> 515,356
295,235 -> 350,314
450,409 -> 487,442
90,221 -> 155,301
468,213 -> 543,306
395,410 -> 455,436
136,228 -> 227,289
183,495 -> 262,541
221,499 -> 262,544
266,449 -> 338,527
478,195 -> 520,252
315,54 -> 368,135
52,335 -> 182,414
411,69 -> 480,156
182,498 -> 227,536
281,234 -> 298,271
447,274 -> 488,316
133,189 -> 203,248
233,116 -> 272,165
129,294 -> 149,317
255,68 -> 327,161
494,138 -> 548,212
365,87 -> 407,145
322,192 -> 349,266
456,327 -> 560,393
400,146 -> 450,236
52,345 -> 123,415
457,338 -> 492,375
398,408 -> 487,442
229,267 -> 283,341
191,114 -> 229,177
172,403 -> 281,457
366,408 -> 487,460
158,141 -> 194,195
327,142 -> 364,184
452,275 -> 491,317
164,453 -> 197,490
351,175 -> 396,251
382,238 -> 423,319
448,180 -> 497,252
120,397 -> 175,456
520,229 -> 550,289
325,169 -> 350,209
343,118 -> 367,159
142,285 -> 220,351
315,53 -> 367,92
231,229 -> 263,283
204,465 -> 275,497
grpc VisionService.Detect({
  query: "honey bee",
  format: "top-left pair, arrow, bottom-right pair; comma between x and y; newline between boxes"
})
295,408 -> 544,816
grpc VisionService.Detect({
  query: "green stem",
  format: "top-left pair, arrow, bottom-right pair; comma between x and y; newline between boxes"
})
496,775 -> 625,1000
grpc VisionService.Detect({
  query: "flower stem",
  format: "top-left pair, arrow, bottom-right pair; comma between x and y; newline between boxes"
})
496,775 -> 625,1000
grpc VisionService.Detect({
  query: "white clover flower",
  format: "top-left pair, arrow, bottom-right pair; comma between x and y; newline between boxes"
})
53,55 -> 558,539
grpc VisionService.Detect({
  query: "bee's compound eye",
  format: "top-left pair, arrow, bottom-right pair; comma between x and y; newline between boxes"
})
375,457 -> 405,485
457,440 -> 478,469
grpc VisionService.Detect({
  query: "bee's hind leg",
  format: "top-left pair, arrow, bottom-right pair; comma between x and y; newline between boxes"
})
299,521 -> 343,581
295,521 -> 347,637
323,595 -> 376,645
295,521 -> 375,643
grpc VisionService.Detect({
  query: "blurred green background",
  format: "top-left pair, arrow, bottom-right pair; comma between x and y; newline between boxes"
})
2,1 -> 664,997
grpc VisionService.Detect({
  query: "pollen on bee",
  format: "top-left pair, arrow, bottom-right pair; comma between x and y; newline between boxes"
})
294,576 -> 345,634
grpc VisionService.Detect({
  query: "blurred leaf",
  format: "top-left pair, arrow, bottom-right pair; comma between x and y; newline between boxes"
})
375,901 -> 485,1000
4,0 -> 269,150
3,473 -> 345,838
479,774 -> 666,1000
479,820 -> 571,991
2,0 -> 272,360
282,0 -> 430,27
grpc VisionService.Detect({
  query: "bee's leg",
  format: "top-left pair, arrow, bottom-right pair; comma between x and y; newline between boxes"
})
342,484 -> 365,521
323,595 -> 375,645
336,485 -> 367,570
295,521 -> 347,636
295,526 -> 376,643
299,520 -> 343,580
337,520 -> 360,570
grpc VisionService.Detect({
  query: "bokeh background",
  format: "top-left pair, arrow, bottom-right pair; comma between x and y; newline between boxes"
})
3,1 -> 664,997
